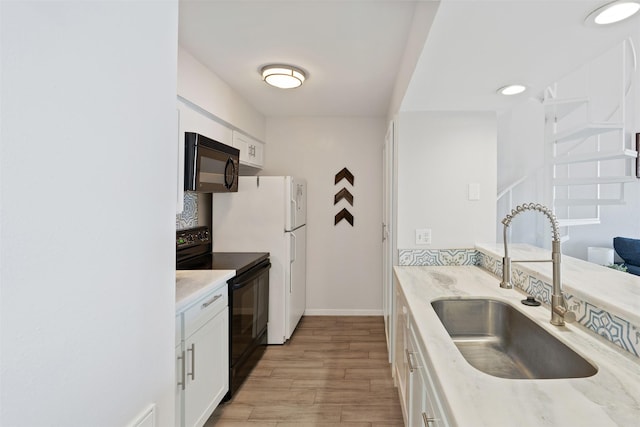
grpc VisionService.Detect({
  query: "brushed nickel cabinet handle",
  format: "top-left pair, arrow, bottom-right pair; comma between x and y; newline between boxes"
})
187,343 -> 195,380
177,350 -> 186,390
201,294 -> 222,309
422,412 -> 435,425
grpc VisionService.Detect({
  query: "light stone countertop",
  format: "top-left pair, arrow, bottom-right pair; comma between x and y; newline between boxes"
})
175,269 -> 235,312
476,243 -> 640,327
394,265 -> 640,427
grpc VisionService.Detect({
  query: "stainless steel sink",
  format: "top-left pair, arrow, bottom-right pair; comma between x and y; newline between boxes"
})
431,298 -> 597,379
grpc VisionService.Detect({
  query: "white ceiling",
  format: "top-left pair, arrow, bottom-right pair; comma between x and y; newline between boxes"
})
179,0 -> 640,118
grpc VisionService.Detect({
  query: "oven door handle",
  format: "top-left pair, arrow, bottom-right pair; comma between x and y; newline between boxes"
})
230,261 -> 271,290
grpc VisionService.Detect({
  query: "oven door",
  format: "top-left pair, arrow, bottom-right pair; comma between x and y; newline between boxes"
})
184,132 -> 239,193
229,260 -> 270,368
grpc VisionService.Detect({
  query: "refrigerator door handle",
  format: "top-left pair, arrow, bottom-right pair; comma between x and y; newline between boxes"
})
290,233 -> 296,293
290,199 -> 297,229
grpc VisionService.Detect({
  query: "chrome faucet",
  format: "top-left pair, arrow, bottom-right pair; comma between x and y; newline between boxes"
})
500,203 -> 574,326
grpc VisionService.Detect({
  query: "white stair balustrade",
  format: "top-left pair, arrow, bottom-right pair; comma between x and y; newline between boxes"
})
543,39 -> 637,231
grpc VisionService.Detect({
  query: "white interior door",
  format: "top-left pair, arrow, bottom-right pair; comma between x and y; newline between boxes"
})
287,226 -> 307,338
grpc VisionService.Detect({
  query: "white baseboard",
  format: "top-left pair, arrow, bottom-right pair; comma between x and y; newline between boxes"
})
303,309 -> 383,316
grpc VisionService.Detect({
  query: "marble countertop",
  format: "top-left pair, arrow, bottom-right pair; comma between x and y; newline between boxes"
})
175,269 -> 235,312
476,243 -> 640,327
394,265 -> 640,427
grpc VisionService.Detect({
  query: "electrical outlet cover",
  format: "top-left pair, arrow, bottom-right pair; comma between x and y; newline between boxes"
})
415,228 -> 432,245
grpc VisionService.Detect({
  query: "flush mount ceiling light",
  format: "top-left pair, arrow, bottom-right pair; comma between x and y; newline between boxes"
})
585,0 -> 640,25
261,65 -> 306,89
497,84 -> 527,96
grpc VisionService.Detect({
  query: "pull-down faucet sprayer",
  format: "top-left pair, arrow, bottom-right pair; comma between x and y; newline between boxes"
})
500,203 -> 574,326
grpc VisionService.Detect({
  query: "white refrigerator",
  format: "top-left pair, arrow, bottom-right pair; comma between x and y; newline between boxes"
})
211,176 -> 307,344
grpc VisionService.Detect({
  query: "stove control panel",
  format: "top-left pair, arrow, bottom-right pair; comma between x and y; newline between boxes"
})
176,226 -> 210,248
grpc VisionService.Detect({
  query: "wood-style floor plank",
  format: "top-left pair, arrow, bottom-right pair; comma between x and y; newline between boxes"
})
205,315 -> 403,427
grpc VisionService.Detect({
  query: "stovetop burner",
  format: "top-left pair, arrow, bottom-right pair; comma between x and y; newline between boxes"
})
176,226 -> 269,275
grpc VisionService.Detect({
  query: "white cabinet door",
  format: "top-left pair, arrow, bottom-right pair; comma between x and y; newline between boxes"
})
176,285 -> 229,427
407,326 -> 425,427
394,285 -> 451,427
176,314 -> 184,427
247,138 -> 264,167
184,306 -> 229,427
409,319 -> 450,427
393,284 -> 409,424
176,345 -> 185,427
232,130 -> 264,169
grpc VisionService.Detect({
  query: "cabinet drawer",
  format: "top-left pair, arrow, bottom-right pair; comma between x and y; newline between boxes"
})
184,287 -> 228,338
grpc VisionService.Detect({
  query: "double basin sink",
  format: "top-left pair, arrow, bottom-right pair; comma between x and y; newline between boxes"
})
431,298 -> 598,379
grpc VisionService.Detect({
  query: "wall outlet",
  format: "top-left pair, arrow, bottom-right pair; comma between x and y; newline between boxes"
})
415,228 -> 432,245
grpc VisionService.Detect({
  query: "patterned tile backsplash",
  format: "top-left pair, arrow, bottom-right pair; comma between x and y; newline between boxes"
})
398,249 -> 477,266
176,192 -> 198,230
399,248 -> 640,358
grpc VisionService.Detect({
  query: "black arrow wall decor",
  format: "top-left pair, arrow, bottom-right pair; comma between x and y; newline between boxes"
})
334,167 -> 355,227
334,167 -> 354,186
334,187 -> 354,206
334,208 -> 354,226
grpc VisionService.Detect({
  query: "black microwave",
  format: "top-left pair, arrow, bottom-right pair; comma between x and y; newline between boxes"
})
184,132 -> 239,193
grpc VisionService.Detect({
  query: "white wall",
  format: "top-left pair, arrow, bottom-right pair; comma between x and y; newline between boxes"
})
386,1 -> 439,121
396,112 -> 497,249
263,117 -> 385,315
178,46 -> 266,142
1,2 -> 178,426
496,100 -> 548,246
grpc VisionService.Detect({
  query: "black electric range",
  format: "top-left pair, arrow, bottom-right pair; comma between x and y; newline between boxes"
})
176,226 -> 270,401
176,226 -> 269,271
180,251 -> 269,275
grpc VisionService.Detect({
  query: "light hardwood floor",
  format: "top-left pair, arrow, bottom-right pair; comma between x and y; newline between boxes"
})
206,315 -> 404,427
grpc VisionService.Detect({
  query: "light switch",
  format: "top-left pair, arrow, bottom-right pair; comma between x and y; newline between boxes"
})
468,183 -> 480,201
415,228 -> 432,245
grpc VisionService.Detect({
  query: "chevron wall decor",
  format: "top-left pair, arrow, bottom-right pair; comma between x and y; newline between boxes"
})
335,167 -> 354,185
334,208 -> 354,226
334,187 -> 354,205
334,167 -> 354,226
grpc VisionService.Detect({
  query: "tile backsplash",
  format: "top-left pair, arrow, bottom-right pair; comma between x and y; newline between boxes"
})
399,247 -> 639,358
478,250 -> 639,358
176,192 -> 198,230
398,249 -> 477,266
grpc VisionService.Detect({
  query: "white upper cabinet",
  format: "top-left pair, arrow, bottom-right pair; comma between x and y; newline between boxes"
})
232,130 -> 264,170
176,98 -> 234,213
178,99 -> 233,146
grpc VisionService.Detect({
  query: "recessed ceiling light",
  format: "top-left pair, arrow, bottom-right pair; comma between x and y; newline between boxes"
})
261,65 -> 306,89
497,84 -> 527,96
585,0 -> 640,25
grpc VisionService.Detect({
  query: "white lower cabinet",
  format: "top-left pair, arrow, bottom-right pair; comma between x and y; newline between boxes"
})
176,285 -> 229,427
393,285 -> 409,421
176,343 -> 184,427
408,324 -> 448,426
393,281 -> 451,427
